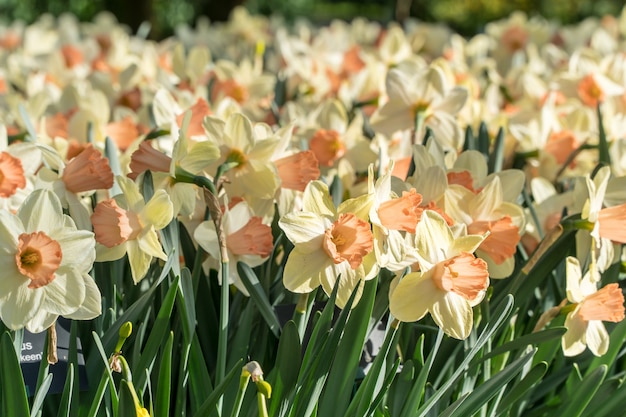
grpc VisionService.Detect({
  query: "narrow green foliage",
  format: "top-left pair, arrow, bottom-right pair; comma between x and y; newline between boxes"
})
155,332 -> 174,417
554,365 -> 607,417
0,332 -> 30,416
57,363 -> 75,417
238,262 -> 282,338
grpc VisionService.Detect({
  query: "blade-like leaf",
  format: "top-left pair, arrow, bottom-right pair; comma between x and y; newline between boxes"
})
238,262 -> 281,338
0,332 -> 30,416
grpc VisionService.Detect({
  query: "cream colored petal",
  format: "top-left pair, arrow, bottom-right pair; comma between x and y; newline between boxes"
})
225,113 -> 254,152
562,310 -> 588,357
194,220 -> 220,259
55,228 -> 96,272
302,180 -> 336,218
389,271 -> 440,323
452,150 -> 488,186
565,256 -> 586,303
477,250 -> 514,279
238,160 -> 280,200
180,141 -> 221,173
585,320 -> 610,357
318,99 -> 349,132
18,189 -> 64,234
41,266 -> 85,315
25,310 -> 57,334
65,275 -> 102,320
202,115 -> 226,143
126,240 -> 153,284
137,228 -> 168,260
469,176 -> 503,221
116,175 -> 144,211
435,87 -> 468,115
431,292 -> 473,340
248,137 -> 281,162
338,193 -> 373,221
415,210 -> 453,266
142,189 -> 174,230
370,99 -> 413,138
489,169 -> 525,203
95,242 -> 127,262
279,211 -> 326,252
0,282 -> 41,330
282,248 -> 328,293
450,234 -> 485,256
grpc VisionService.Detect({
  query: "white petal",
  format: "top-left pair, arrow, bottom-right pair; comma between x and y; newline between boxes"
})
18,189 -> 64,234
282,248 -> 328,293
126,241 -> 153,283
41,267 -> 86,315
431,292 -> 473,340
65,275 -> 102,320
302,181 -> 336,218
566,256 -> 585,302
585,320 -> 610,357
389,271 -> 440,323
142,189 -> 174,230
194,220 -> 220,260
562,310 -> 588,357
0,283 -> 42,330
25,310 -> 58,334
225,113 -> 254,152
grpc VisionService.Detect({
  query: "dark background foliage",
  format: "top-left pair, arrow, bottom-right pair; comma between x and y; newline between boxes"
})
0,0 -> 623,39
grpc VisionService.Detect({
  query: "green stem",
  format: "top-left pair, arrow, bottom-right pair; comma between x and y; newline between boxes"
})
293,292 -> 310,339
216,259 -> 230,413
413,110 -> 426,144
230,373 -> 251,417
257,393 -> 269,417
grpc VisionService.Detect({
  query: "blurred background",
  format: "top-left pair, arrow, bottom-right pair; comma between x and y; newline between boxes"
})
0,0 -> 623,39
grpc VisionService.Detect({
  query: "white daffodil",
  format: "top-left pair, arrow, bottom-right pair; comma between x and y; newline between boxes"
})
0,189 -> 101,332
389,210 -> 488,340
278,180 -> 376,309
562,256 -> 625,356
194,200 -> 273,295
91,175 -> 174,283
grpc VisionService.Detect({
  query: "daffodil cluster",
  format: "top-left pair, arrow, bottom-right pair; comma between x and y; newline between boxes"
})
0,6 -> 625,353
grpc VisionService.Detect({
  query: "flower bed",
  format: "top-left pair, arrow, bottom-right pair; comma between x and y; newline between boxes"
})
0,6 -> 626,417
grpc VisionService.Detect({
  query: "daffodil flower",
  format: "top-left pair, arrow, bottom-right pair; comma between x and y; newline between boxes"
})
194,200 -> 273,295
278,180 -> 376,308
562,256 -> 625,356
0,189 -> 101,332
389,210 -> 489,339
91,175 -> 174,283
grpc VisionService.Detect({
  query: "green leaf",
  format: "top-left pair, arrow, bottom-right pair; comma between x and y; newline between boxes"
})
447,348 -> 536,417
267,320 -> 301,417
488,127 -> 505,173
192,359 -> 244,417
133,276 -> 179,393
345,321 -> 400,417
597,103 -> 611,166
177,267 -> 197,344
463,124 -> 475,151
584,378 -> 626,417
495,361 -> 548,416
31,373 -> 53,417
399,329 -> 444,415
155,332 -> 173,417
91,332 -> 119,411
187,334 -> 214,414
57,363 -> 75,417
237,262 -> 282,338
553,365 -> 607,417
0,332 -> 30,417
416,295 -> 515,416
473,327 -> 567,364
477,121 -> 490,157
118,380 -> 140,417
318,278 -> 377,417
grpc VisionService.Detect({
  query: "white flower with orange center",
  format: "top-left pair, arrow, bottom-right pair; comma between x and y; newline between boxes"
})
194,200 -> 273,295
203,113 -> 281,201
0,189 -> 101,332
562,257 -> 625,357
389,210 -> 489,340
0,126 -> 42,213
279,180 -> 376,308
37,143 -> 114,230
445,176 -> 525,279
91,175 -> 174,283
370,64 -> 468,151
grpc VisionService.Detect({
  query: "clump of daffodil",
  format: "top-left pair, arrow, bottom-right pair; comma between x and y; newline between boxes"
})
389,210 -> 489,340
0,189 -> 101,332
91,175 -> 174,283
278,180 -> 377,308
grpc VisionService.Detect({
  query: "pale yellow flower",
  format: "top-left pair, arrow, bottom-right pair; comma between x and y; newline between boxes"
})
562,256 -> 625,356
278,180 -> 375,308
389,211 -> 488,339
